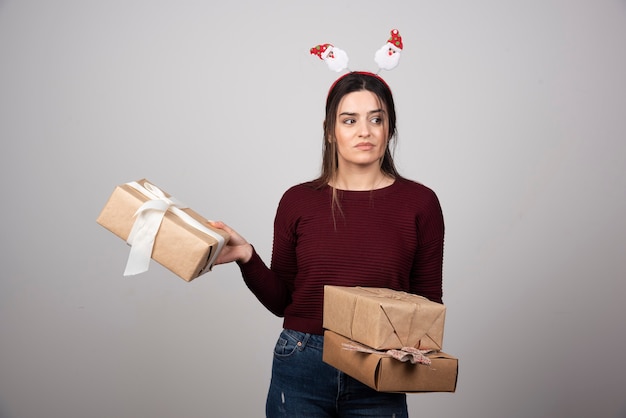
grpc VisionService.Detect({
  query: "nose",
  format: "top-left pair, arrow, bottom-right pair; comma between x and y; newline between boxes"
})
357,120 -> 371,138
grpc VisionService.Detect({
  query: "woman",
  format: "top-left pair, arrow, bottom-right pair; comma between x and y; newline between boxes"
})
211,71 -> 444,417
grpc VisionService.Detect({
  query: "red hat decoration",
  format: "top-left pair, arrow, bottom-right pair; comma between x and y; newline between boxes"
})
310,43 -> 333,60
387,29 -> 403,51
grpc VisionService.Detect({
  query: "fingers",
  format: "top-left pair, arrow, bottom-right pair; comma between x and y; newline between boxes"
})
207,220 -> 223,228
208,220 -> 232,233
208,220 -> 248,247
211,241 -> 253,265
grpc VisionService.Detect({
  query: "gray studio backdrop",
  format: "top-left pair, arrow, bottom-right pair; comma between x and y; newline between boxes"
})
1,1 -> 625,417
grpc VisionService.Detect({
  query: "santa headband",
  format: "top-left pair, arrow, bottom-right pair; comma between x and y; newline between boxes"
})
310,29 -> 404,74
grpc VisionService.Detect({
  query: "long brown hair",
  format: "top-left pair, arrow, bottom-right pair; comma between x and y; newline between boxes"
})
312,72 -> 401,215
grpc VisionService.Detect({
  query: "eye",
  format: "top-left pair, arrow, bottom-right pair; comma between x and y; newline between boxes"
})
370,116 -> 383,124
342,118 -> 356,125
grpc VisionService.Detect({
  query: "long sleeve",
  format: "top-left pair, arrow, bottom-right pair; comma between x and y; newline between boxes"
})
237,185 -> 304,317
238,247 -> 291,317
410,188 -> 445,304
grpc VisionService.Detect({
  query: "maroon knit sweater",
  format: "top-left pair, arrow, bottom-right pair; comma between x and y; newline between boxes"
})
238,177 -> 445,335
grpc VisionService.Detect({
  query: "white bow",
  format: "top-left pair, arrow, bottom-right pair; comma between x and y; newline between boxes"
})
123,181 -> 225,276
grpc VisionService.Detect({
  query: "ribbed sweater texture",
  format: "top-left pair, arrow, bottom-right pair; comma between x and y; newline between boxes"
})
239,177 -> 445,335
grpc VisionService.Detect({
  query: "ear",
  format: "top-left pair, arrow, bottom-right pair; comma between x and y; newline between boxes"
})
323,120 -> 333,143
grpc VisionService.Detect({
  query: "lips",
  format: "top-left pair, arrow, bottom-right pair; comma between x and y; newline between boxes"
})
355,142 -> 375,151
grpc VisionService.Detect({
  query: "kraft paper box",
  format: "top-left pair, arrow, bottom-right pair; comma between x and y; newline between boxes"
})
96,179 -> 229,282
323,330 -> 458,393
323,286 -> 446,350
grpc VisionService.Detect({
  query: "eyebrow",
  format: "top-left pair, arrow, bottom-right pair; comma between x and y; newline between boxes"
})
338,108 -> 385,117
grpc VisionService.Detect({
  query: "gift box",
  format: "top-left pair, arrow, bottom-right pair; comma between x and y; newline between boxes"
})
323,286 -> 446,350
96,179 -> 229,282
323,330 -> 458,393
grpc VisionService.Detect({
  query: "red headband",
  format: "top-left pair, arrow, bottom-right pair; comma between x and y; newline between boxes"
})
327,71 -> 391,98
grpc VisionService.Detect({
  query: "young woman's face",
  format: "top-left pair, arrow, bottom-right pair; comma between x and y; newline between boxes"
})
334,90 -> 389,170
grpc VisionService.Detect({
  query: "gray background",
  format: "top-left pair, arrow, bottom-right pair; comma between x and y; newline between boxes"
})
1,1 -> 625,417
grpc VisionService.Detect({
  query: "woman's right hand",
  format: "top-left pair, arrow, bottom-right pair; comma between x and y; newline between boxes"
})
208,221 -> 253,265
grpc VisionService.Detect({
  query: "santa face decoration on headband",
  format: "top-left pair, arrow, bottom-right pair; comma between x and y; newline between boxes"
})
310,43 -> 350,72
311,29 -> 403,73
374,29 -> 403,71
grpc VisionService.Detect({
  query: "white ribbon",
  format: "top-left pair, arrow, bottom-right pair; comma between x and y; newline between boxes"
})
123,181 -> 225,276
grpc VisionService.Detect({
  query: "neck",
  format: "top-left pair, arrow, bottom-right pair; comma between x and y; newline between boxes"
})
331,168 -> 393,191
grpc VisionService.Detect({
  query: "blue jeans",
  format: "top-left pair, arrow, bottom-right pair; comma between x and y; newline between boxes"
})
266,329 -> 408,417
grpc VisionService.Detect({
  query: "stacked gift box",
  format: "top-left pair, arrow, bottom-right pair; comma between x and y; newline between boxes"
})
97,179 -> 229,282
322,285 -> 458,393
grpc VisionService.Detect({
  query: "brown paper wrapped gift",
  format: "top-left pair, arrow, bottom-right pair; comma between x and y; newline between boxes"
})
323,286 -> 446,350
323,330 -> 458,393
96,179 -> 229,282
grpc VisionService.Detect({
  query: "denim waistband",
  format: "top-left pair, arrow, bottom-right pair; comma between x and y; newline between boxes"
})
281,328 -> 325,350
